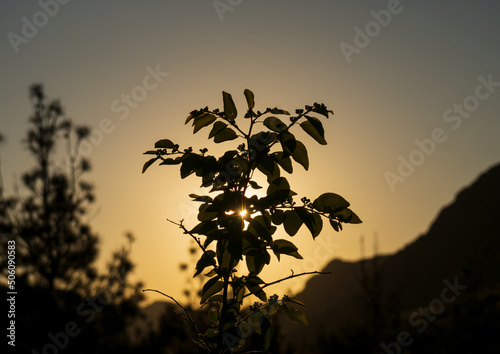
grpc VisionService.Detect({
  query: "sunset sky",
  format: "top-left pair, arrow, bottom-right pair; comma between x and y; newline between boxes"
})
1,1 -> 499,304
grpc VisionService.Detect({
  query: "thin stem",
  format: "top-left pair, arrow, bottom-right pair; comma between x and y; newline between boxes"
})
241,113 -> 263,196
242,270 -> 331,299
218,251 -> 236,350
238,302 -> 271,324
225,116 -> 248,139
265,108 -> 311,151
142,289 -> 211,351
167,219 -> 207,253
246,110 -> 261,139
274,204 -> 339,222
218,273 -> 229,349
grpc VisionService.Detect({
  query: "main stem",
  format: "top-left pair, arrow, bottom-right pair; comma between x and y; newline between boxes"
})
218,256 -> 234,352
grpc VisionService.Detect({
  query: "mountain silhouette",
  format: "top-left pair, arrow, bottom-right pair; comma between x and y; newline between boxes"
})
284,162 -> 500,352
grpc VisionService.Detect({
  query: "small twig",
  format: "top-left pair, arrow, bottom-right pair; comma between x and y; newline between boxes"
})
266,108 -> 309,151
142,289 -> 201,338
242,270 -> 331,299
238,302 -> 271,324
142,289 -> 216,352
188,336 -> 211,352
167,219 -> 207,253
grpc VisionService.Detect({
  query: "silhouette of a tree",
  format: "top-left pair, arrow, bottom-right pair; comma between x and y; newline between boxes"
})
0,85 -> 147,353
0,84 -> 98,294
143,89 -> 362,352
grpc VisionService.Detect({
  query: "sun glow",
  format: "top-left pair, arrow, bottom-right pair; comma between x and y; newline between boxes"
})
224,209 -> 249,218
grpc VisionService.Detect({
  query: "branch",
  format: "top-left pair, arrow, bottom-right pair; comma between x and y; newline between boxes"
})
237,302 -> 272,324
266,108 -> 310,151
167,219 -> 207,253
242,270 -> 331,299
224,115 -> 248,139
142,289 -> 201,336
142,288 -> 215,351
274,205 -> 344,224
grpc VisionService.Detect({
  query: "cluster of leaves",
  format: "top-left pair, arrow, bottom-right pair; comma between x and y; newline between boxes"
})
143,89 -> 361,352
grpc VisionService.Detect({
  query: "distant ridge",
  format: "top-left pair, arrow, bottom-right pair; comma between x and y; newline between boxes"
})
285,162 -> 500,351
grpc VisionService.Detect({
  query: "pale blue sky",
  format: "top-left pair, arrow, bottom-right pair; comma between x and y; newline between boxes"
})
1,0 -> 499,303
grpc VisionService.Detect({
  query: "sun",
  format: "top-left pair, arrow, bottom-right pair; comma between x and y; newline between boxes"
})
239,209 -> 248,217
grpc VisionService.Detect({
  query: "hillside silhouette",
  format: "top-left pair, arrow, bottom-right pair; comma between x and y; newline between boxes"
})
283,162 -> 500,353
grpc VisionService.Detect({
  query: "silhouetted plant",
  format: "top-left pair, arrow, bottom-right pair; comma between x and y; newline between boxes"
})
0,84 -> 99,294
143,89 -> 362,352
0,85 -> 147,353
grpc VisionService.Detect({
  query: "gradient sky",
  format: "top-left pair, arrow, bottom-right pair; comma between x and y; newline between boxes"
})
1,0 -> 499,304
